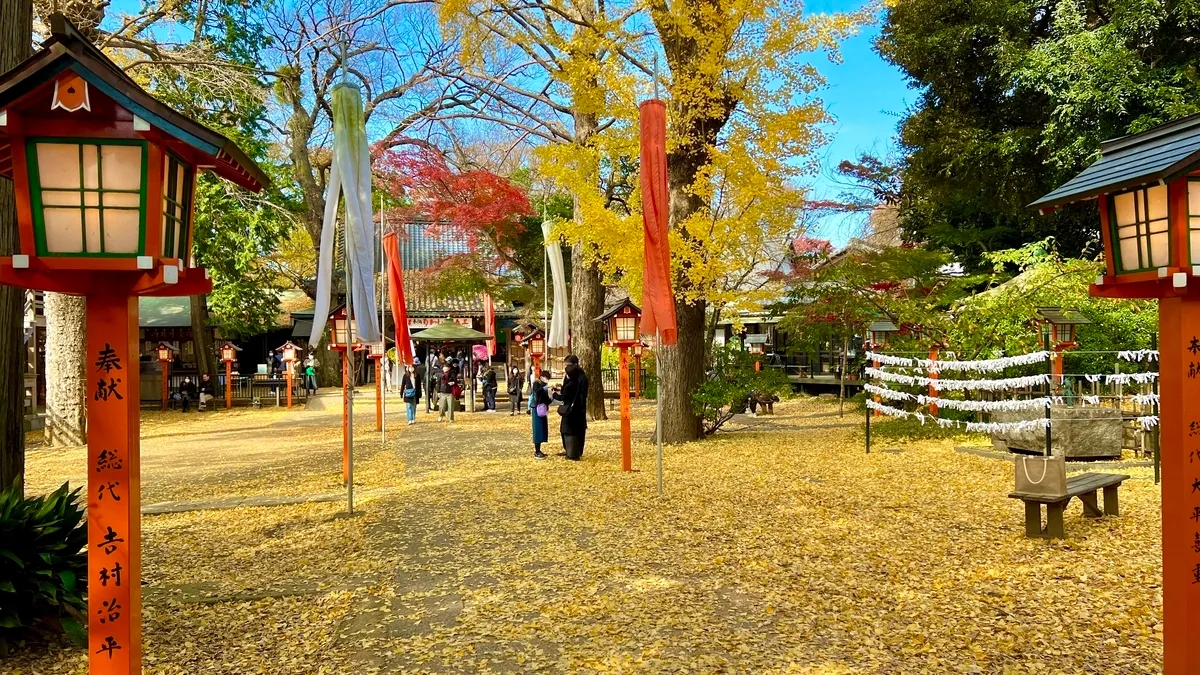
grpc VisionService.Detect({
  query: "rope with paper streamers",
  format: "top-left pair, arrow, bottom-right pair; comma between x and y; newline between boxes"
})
866,350 -> 1049,373
865,367 -> 1050,391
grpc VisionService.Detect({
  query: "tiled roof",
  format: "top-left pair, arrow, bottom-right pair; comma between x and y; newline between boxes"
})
1033,113 -> 1200,209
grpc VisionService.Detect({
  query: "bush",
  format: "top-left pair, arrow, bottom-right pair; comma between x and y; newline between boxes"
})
692,345 -> 792,435
0,481 -> 87,648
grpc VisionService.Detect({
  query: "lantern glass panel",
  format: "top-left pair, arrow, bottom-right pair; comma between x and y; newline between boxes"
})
615,316 -> 637,342
1112,185 -> 1170,272
222,347 -> 234,361
1188,181 -> 1200,264
333,318 -> 348,345
31,140 -> 146,256
162,154 -> 194,260
531,338 -> 545,355
1054,324 -> 1073,344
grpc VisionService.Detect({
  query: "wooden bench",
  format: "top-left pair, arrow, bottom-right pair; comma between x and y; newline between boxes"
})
1008,472 -> 1129,539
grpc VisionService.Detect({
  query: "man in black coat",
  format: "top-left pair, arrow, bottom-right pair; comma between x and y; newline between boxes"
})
554,354 -> 589,460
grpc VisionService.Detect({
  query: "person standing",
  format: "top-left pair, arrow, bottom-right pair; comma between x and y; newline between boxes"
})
198,373 -> 215,411
413,357 -> 427,412
483,366 -> 498,412
304,359 -> 318,396
529,370 -> 551,459
435,364 -> 457,423
178,377 -> 197,413
507,366 -> 524,415
554,354 -> 589,460
401,364 -> 419,425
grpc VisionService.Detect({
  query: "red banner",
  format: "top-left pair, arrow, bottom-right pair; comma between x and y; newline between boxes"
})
382,232 -> 414,365
639,99 -> 678,345
483,294 -> 496,356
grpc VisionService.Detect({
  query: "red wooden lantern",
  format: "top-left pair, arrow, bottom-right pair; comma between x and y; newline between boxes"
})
328,305 -> 349,353
599,298 -> 642,347
597,299 -> 642,471
517,326 -> 547,374
0,16 -> 267,675
219,342 -> 238,411
1034,114 -> 1200,673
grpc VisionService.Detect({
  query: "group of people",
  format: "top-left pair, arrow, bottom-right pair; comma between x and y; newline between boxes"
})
393,350 -> 590,461
174,373 -> 216,412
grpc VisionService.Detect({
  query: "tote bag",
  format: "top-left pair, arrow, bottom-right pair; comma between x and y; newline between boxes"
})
1014,455 -> 1067,498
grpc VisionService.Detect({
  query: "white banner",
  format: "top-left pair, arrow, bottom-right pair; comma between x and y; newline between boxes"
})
543,221 -> 570,348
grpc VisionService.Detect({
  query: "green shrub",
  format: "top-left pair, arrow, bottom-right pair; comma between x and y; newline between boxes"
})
0,481 -> 87,646
693,345 -> 792,435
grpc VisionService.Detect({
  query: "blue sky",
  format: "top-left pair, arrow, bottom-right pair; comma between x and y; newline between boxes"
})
803,0 -> 912,246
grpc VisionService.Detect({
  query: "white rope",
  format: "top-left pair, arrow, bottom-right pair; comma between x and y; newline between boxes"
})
866,399 -> 1051,434
865,350 -> 1050,373
865,368 -> 1050,392
1130,393 -> 1160,405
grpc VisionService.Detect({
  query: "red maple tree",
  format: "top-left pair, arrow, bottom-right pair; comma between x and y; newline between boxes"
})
374,148 -> 535,281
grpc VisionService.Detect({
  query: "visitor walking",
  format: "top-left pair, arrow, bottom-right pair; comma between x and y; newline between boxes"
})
507,366 -> 524,415
198,373 -> 215,411
435,364 -> 458,423
177,377 -> 196,413
413,357 -> 428,412
554,354 -> 589,460
401,364 -> 419,425
482,366 -> 498,411
529,369 -> 551,459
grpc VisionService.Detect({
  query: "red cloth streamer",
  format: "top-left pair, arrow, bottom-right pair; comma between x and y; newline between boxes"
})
382,232 -> 414,365
483,294 -> 497,356
639,99 -> 678,345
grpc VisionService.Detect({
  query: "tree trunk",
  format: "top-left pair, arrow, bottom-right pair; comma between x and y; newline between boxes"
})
568,109 -> 608,421
190,295 -> 217,378
570,246 -> 607,421
654,144 -> 712,444
43,293 -> 87,447
0,0 -> 30,491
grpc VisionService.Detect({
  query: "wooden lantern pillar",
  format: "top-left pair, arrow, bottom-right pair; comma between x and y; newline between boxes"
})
220,342 -> 237,409
367,341 -> 385,431
632,341 -> 645,398
599,299 -> 642,472
1035,307 -> 1090,386
0,16 -> 270,675
1033,116 -> 1200,672
154,343 -> 174,412
329,306 -> 350,483
278,341 -> 299,410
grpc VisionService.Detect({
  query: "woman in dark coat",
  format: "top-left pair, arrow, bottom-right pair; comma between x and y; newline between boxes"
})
528,370 -> 552,459
401,364 -> 419,425
554,355 -> 589,460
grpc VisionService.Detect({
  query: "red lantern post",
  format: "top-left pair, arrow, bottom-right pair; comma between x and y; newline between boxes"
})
632,341 -> 645,398
278,341 -> 299,410
220,343 -> 237,410
329,306 -> 350,483
155,343 -> 174,411
0,17 -> 269,675
522,328 -> 547,376
367,341 -> 385,431
1033,116 -> 1200,672
1036,307 -> 1090,386
599,299 -> 642,472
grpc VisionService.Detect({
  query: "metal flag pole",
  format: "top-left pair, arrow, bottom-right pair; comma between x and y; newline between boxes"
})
380,195 -> 386,445
656,327 -> 663,496
340,11 -> 354,515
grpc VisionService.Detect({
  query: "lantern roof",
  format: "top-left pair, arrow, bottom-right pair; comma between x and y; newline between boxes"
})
596,298 -> 641,322
154,341 -> 178,352
1035,306 -> 1091,326
868,319 -> 899,333
745,333 -> 770,345
0,14 -> 268,192
1032,113 -> 1200,211
410,319 -> 492,342
220,342 -> 242,351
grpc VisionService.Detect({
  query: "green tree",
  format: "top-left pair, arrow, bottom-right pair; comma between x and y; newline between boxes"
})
878,0 -> 1200,267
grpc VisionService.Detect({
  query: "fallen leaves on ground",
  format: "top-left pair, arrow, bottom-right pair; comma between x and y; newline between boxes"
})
7,397 -> 1163,674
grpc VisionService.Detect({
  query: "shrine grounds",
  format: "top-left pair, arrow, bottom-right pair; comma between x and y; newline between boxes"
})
7,395 -> 1164,674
